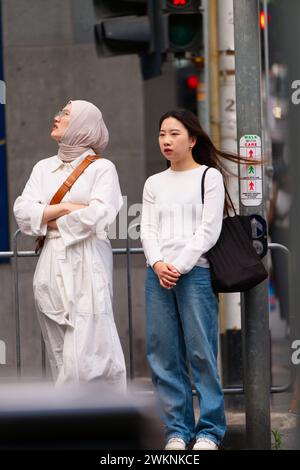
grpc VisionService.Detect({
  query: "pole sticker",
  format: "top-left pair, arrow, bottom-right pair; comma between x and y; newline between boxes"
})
239,134 -> 262,206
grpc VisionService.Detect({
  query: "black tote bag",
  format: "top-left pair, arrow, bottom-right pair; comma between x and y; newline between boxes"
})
202,168 -> 268,293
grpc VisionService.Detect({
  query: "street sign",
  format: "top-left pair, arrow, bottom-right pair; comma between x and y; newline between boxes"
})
239,134 -> 262,206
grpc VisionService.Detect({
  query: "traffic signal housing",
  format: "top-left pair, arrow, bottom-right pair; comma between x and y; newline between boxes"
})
161,0 -> 203,55
176,64 -> 199,114
94,1 -> 155,57
93,1 -> 204,79
94,0 -> 162,79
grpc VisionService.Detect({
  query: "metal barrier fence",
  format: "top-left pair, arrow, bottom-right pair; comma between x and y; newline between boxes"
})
0,229 -> 294,394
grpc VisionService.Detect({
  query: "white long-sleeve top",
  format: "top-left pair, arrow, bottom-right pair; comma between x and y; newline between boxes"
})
140,165 -> 225,274
13,149 -> 123,245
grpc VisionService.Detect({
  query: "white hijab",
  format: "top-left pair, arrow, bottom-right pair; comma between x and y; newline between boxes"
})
58,100 -> 109,162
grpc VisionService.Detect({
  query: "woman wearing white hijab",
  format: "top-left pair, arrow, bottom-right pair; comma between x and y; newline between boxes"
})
13,100 -> 126,389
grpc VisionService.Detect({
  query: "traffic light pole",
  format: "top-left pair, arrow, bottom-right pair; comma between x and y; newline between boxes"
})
233,0 -> 271,449
218,0 -> 244,412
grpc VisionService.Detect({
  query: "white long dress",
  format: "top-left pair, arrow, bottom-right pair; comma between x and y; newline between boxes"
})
13,149 -> 126,389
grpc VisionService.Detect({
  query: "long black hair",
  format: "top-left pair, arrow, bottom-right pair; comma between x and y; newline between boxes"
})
159,109 -> 252,213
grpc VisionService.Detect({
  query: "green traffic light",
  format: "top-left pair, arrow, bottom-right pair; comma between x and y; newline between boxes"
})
169,14 -> 201,48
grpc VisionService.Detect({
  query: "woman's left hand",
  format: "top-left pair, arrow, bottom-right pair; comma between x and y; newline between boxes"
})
47,220 -> 58,230
153,261 -> 181,289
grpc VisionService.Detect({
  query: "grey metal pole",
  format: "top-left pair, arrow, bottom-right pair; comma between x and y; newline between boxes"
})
233,0 -> 271,449
126,217 -> 135,380
262,0 -> 271,134
13,230 -> 21,377
199,0 -> 210,134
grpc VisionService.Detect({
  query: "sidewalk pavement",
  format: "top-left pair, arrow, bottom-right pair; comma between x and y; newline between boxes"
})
221,303 -> 299,450
136,302 -> 300,450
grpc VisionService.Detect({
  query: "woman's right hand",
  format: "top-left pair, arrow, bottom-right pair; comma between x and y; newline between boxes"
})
42,202 -> 88,225
153,261 -> 181,289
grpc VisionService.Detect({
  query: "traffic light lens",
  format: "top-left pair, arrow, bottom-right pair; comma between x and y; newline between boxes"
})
260,10 -> 271,30
186,75 -> 198,89
169,0 -> 195,8
260,11 -> 265,30
171,0 -> 187,6
169,14 -> 199,47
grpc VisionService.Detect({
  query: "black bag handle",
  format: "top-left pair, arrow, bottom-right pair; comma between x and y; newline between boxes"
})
201,166 -> 237,217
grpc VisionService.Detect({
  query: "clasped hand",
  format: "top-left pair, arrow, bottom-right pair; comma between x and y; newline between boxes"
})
153,261 -> 181,289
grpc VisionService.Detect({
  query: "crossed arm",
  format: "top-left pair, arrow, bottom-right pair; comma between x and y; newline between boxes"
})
42,202 -> 88,229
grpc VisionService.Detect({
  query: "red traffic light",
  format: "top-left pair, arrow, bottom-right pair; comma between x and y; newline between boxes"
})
166,0 -> 199,9
260,11 -> 265,29
169,0 -> 190,8
186,74 -> 199,90
260,11 -> 271,30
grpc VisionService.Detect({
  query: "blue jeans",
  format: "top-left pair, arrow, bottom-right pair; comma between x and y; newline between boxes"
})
145,266 -> 226,445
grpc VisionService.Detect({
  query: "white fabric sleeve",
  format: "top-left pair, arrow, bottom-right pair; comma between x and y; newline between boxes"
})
140,178 -> 163,267
13,162 -> 47,236
172,168 -> 225,274
57,161 -> 123,247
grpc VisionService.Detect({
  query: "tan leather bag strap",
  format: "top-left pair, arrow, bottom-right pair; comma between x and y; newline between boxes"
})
49,155 -> 101,205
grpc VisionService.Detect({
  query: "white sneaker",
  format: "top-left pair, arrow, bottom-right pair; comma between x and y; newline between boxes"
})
193,437 -> 218,450
165,437 -> 186,450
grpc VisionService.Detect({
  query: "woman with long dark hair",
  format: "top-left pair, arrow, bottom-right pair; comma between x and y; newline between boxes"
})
141,109 -> 241,450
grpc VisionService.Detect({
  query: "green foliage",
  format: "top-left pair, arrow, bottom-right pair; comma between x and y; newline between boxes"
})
271,429 -> 282,450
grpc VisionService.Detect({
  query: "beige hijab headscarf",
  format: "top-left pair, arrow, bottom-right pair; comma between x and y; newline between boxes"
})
58,100 -> 109,162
